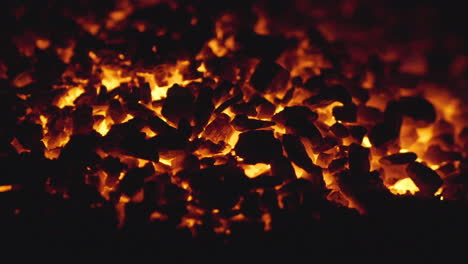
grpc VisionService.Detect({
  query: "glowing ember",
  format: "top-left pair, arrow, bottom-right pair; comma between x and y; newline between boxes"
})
389,178 -> 420,195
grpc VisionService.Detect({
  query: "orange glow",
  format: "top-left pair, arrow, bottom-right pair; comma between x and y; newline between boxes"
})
101,66 -> 131,91
388,178 -> 420,195
362,136 -> 372,148
56,86 -> 85,108
0,185 -> 13,192
242,163 -> 271,178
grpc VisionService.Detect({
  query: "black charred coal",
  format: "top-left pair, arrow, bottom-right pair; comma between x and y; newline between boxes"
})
304,75 -> 325,93
423,145 -> 462,165
241,192 -> 262,219
107,99 -> 126,124
328,158 -> 348,174
190,165 -> 248,211
72,105 -> 94,135
349,143 -> 370,177
369,123 -> 399,148
348,125 -> 367,143
231,103 -> 257,116
282,134 -> 315,172
379,152 -> 418,165
406,162 -> 443,196
250,95 -> 276,119
313,137 -> 339,153
250,60 -> 290,94
15,121 -> 44,151
231,115 -> 275,131
203,113 -> 234,143
193,86 -> 215,130
147,115 -> 177,135
391,97 -> 436,124
270,156 -> 296,181
333,104 -> 357,123
214,92 -> 243,114
162,84 -> 195,125
303,85 -> 352,107
235,130 -> 283,164
273,106 -> 318,124
330,123 -> 349,138
248,175 -> 284,189
120,163 -> 155,196
357,105 -> 383,124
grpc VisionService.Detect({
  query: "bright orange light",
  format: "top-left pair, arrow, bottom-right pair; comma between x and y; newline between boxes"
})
56,86 -> 85,108
0,185 -> 13,192
388,177 -> 419,195
243,163 -> 271,178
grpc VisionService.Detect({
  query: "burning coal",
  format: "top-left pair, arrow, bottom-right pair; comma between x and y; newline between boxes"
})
1,0 -> 468,259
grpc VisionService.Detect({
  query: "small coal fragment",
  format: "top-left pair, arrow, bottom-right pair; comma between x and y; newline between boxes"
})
235,130 -> 283,164
357,105 -> 383,124
162,84 -> 195,125
194,86 -> 214,131
282,134 -> 315,172
107,99 -> 126,123
379,152 -> 417,165
250,95 -> 276,119
406,161 -> 443,196
328,158 -> 348,174
250,60 -> 290,94
304,75 -> 325,93
15,121 -> 44,151
369,123 -> 399,147
330,123 -> 349,138
147,116 -> 177,135
231,115 -> 275,132
348,125 -> 367,143
386,96 -> 436,126
202,113 -> 234,143
270,156 -> 296,181
249,175 -> 283,189
333,104 -> 357,122
73,105 -> 94,135
303,85 -> 351,107
190,165 -> 248,211
214,92 -> 243,114
313,137 -> 339,153
120,164 -> 155,196
241,192 -> 262,219
423,145 -> 462,164
273,106 -> 318,124
231,103 -> 257,116
349,143 -> 370,177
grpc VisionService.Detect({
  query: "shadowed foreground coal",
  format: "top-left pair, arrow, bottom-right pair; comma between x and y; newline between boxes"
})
1,0 -> 468,260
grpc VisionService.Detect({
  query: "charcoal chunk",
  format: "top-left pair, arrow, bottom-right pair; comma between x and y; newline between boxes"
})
330,123 -> 349,138
120,164 -> 155,196
190,165 -> 248,210
202,114 -> 234,143
397,96 -> 436,124
349,143 -> 370,177
379,152 -> 417,165
406,162 -> 443,196
235,130 -> 283,164
303,85 -> 351,107
333,104 -> 357,122
194,86 -> 214,131
161,84 -> 195,124
250,60 -> 290,93
282,134 -> 315,172
369,123 -> 399,147
348,125 -> 367,143
231,115 -> 275,132
107,99 -> 126,123
270,156 -> 296,181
